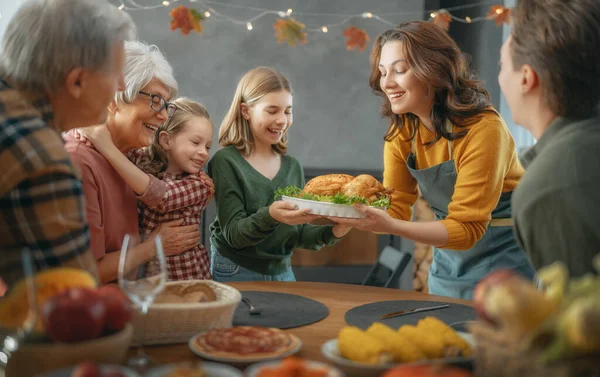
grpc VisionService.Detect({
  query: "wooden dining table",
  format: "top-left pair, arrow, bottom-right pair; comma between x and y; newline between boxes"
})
139,281 -> 472,366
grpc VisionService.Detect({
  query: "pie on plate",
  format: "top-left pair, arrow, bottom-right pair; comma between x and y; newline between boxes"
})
189,326 -> 302,363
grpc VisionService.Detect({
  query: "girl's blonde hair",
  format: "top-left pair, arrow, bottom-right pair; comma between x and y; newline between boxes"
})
219,67 -> 293,156
137,97 -> 211,175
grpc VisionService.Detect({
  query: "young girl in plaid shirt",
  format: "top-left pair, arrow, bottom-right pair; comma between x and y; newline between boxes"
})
208,67 -> 352,282
82,98 -> 214,281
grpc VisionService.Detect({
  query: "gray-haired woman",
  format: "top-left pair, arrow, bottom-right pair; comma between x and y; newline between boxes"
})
64,40 -> 199,283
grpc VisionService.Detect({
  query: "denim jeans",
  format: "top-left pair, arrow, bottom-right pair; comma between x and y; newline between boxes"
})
210,248 -> 296,282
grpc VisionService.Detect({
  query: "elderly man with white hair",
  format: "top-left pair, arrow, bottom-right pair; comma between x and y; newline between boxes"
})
0,0 -> 135,283
63,40 -> 202,284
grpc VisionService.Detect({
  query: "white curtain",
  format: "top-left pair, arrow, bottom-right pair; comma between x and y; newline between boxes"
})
500,0 -> 536,153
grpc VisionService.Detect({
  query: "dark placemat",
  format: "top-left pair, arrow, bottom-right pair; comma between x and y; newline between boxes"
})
233,291 -> 329,329
345,300 -> 476,331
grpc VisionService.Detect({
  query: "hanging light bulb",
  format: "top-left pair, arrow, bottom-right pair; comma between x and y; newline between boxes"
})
362,12 -> 373,18
118,4 -> 125,10
246,22 -> 253,30
286,8 -> 293,15
204,11 -> 211,17
430,12 -> 436,18
465,16 -> 472,23
162,1 -> 169,6
321,26 -> 328,33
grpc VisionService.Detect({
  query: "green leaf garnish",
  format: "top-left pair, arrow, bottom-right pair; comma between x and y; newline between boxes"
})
274,185 -> 388,207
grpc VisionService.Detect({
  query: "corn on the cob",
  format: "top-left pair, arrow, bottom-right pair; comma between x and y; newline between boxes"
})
366,322 -> 426,363
338,326 -> 393,364
417,317 -> 472,357
397,324 -> 445,359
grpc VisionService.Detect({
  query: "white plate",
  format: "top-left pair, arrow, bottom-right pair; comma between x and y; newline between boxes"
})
145,362 -> 244,377
320,332 -> 474,374
246,359 -> 345,377
40,364 -> 138,377
282,196 -> 386,219
188,331 -> 302,364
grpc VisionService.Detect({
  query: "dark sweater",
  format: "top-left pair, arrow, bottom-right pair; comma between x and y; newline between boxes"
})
512,113 -> 600,276
208,146 -> 340,275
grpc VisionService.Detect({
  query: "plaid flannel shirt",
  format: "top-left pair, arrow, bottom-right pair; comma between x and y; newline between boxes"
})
0,77 -> 92,284
130,149 -> 214,281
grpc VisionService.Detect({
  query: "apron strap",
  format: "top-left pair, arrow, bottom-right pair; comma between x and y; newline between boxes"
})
446,119 -> 453,159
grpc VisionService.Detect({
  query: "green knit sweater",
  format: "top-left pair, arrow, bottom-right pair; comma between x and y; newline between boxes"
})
208,146 -> 340,275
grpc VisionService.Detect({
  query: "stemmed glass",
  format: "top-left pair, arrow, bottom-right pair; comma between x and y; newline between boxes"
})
0,249 -> 37,375
118,234 -> 166,371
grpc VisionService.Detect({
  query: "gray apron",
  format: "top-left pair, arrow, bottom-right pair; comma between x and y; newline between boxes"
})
406,122 -> 535,300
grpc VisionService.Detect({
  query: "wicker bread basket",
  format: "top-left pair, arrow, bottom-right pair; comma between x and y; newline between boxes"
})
469,321 -> 600,377
131,280 -> 241,345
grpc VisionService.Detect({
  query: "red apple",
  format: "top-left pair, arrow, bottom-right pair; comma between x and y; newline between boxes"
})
96,284 -> 132,333
71,362 -> 101,377
43,287 -> 107,342
473,269 -> 517,323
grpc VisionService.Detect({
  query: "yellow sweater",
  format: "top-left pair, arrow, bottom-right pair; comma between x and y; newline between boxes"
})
383,111 -> 524,250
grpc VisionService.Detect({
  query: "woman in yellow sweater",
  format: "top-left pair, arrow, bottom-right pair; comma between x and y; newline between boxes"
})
331,21 -> 534,299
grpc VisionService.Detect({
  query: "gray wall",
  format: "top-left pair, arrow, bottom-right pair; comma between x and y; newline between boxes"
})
115,0 -> 426,170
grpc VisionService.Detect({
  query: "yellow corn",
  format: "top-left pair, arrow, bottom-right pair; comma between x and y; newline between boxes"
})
397,324 -> 445,359
338,326 -> 392,364
366,322 -> 426,363
417,317 -> 472,357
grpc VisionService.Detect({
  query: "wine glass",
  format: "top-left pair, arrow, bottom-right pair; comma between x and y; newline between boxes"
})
0,249 -> 37,374
118,234 -> 166,371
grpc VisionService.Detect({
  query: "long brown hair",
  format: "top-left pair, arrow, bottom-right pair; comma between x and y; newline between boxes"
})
369,21 -> 494,143
219,67 -> 293,156
137,97 -> 211,175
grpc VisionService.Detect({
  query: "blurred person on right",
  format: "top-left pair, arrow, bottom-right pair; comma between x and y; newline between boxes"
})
499,0 -> 600,276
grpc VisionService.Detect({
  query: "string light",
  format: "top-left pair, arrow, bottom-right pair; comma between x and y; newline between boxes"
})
117,0 -> 509,32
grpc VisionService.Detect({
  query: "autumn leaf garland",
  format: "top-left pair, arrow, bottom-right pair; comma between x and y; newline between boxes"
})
274,18 -> 308,46
343,26 -> 370,51
170,5 -> 204,35
167,4 -> 512,44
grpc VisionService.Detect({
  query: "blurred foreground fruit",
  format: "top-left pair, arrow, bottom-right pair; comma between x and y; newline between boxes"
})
43,287 -> 106,342
96,284 -> 132,332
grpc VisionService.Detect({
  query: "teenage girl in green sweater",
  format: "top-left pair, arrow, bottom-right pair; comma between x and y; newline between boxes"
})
208,67 -> 352,282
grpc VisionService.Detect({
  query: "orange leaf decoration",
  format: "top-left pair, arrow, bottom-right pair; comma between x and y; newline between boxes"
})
343,26 -> 370,52
431,10 -> 452,31
170,5 -> 204,35
274,18 -> 307,46
486,5 -> 511,26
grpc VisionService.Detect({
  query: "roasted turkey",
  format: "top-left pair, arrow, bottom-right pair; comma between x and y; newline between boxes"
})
302,173 -> 393,204
302,174 -> 355,196
341,174 -> 394,203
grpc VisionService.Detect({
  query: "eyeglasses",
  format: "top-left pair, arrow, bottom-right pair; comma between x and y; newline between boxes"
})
138,91 -> 177,117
